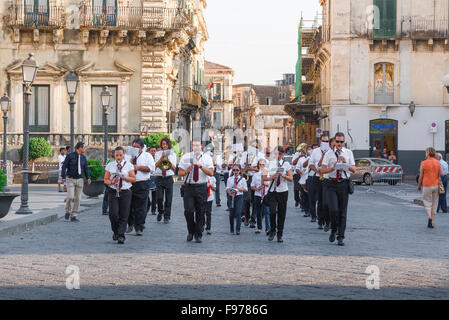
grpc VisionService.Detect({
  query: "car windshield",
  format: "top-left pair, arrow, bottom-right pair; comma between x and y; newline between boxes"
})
371,159 -> 393,165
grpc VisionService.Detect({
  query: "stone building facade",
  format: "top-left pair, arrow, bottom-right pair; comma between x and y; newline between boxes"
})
293,0 -> 449,175
0,0 -> 208,160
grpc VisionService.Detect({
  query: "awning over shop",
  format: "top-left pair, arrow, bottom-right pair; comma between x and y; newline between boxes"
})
284,103 -> 321,120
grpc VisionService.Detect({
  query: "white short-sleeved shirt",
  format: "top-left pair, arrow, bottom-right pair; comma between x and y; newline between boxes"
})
226,174 -> 248,196
154,150 -> 177,177
239,150 -> 264,177
105,160 -> 134,191
322,147 -> 355,179
292,152 -> 301,167
132,151 -> 156,182
296,156 -> 310,185
251,171 -> 271,198
179,152 -> 214,184
207,176 -> 216,202
308,148 -> 326,177
58,154 -> 66,171
266,159 -> 292,193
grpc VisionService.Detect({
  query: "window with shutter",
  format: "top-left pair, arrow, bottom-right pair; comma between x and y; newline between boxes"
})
29,85 -> 50,132
92,0 -> 117,26
373,0 -> 396,38
91,85 -> 118,133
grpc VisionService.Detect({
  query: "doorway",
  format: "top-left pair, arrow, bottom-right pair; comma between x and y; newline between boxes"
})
369,119 -> 398,159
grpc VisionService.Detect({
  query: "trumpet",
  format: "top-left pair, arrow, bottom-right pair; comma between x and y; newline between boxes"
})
158,151 -> 172,171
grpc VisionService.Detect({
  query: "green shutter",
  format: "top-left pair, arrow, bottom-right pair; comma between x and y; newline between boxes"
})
374,0 -> 396,38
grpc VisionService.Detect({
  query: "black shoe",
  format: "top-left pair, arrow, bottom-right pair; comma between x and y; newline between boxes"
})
295,202 -> 299,207
329,232 -> 336,243
112,234 -> 118,241
266,230 -> 270,236
255,229 -> 261,234
241,216 -> 246,223
337,237 -> 344,246
65,213 -> 70,220
157,214 -> 162,222
249,223 -> 255,228
164,219 -> 170,224
102,212 -> 108,216
187,234 -> 194,242
324,224 -> 330,232
151,212 -> 157,215
235,232 -> 240,235
311,218 -> 317,223
194,235 -> 202,243
217,203 -> 221,207
303,213 -> 310,217
277,236 -> 283,243
117,236 -> 125,244
70,217 -> 80,222
268,233 -> 275,241
428,219 -> 433,228
226,208 -> 230,211
135,230 -> 143,236
318,224 -> 323,230
206,230 -> 211,235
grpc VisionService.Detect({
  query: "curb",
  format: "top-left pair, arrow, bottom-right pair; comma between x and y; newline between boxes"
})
0,199 -> 102,238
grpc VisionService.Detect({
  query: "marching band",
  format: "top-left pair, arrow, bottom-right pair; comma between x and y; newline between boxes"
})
103,133 -> 354,246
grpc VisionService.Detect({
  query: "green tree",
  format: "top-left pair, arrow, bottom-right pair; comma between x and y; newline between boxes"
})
19,137 -> 52,163
142,134 -> 181,157
85,159 -> 105,181
0,169 -> 6,193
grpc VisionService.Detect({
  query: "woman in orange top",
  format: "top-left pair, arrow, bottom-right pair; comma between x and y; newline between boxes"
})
418,147 -> 444,228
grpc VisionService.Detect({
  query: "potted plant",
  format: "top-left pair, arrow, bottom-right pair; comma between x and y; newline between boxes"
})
0,168 -> 19,219
82,159 -> 105,198
142,133 -> 181,157
19,137 -> 52,183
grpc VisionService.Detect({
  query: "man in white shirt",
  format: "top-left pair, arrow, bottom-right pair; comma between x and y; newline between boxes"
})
217,145 -> 236,211
240,139 -> 264,228
154,137 -> 177,223
127,138 -> 156,236
307,134 -> 330,226
436,153 -> 448,213
292,146 -> 303,208
295,150 -> 310,217
178,139 -> 214,243
263,146 -> 293,243
321,132 -> 356,246
57,147 -> 66,192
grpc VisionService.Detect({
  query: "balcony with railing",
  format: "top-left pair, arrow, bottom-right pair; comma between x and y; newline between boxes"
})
6,2 -> 64,29
408,19 -> 449,39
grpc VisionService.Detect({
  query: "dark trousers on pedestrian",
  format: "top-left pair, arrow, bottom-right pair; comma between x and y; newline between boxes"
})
268,191 -> 288,237
108,189 -> 132,238
243,176 -> 256,224
128,181 -> 150,232
205,200 -> 213,230
327,179 -> 349,239
307,176 -> 317,220
310,176 -> 330,226
438,175 -> 448,212
254,195 -> 271,231
229,195 -> 243,233
156,176 -> 174,220
147,189 -> 157,213
214,172 -> 221,205
293,174 -> 301,206
102,188 -> 109,214
319,179 -> 331,227
224,172 -> 232,209
300,184 -> 309,215
184,184 -> 208,238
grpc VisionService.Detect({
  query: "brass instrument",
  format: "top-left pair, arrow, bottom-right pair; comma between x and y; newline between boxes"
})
297,143 -> 307,155
158,151 -> 172,171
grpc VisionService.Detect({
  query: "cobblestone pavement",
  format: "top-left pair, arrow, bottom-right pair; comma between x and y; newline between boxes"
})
0,182 -> 448,300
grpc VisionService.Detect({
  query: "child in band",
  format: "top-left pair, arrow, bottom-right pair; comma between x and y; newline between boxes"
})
226,164 -> 248,235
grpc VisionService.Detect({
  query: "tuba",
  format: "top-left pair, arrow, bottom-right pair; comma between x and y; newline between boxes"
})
158,151 -> 172,171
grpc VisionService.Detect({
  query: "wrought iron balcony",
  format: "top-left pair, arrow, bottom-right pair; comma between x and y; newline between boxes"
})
6,2 -> 64,29
79,5 -> 193,31
408,19 -> 448,39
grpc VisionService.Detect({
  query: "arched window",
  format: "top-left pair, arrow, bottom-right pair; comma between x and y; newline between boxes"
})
374,62 -> 394,104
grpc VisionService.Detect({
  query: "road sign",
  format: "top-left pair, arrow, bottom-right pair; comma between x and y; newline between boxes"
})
316,128 -> 322,137
430,122 -> 437,133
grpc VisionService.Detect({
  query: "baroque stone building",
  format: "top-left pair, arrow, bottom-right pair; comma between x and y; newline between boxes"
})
0,0 -> 208,159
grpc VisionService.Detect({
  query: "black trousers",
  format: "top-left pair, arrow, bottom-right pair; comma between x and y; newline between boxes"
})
224,172 -> 232,209
147,189 -> 157,213
243,176 -> 256,224
183,183 -> 208,238
108,189 -> 132,238
128,180 -> 150,232
293,174 -> 301,205
156,176 -> 174,220
310,176 -> 330,226
268,191 -> 288,237
307,176 -> 317,219
326,179 -> 349,239
205,200 -> 213,230
299,183 -> 309,214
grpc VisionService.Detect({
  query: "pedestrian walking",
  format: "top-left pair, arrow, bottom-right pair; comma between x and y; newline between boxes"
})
418,148 -> 445,228
205,175 -> 217,235
292,145 -> 303,208
436,153 -> 448,213
321,133 -> 355,246
104,146 -> 136,244
295,144 -> 310,217
251,159 -> 271,234
212,148 -> 222,207
147,145 -> 158,215
57,147 -> 66,193
220,145 -> 236,212
102,150 -> 115,215
178,139 -> 214,243
154,137 -> 177,224
227,164 -> 247,235
61,142 -> 91,222
264,146 -> 293,243
127,138 -> 155,236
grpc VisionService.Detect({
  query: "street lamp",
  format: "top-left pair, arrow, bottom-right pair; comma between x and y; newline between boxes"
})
65,70 -> 79,152
101,86 -> 112,164
409,101 -> 416,117
1,94 -> 11,190
443,74 -> 449,93
17,53 -> 39,215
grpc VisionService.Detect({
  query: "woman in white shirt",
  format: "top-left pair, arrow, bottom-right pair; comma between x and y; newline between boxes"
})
226,164 -> 248,235
104,146 -> 136,244
204,176 -> 217,235
251,159 -> 271,234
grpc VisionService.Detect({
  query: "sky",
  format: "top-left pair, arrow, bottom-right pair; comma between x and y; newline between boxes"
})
204,0 -> 321,85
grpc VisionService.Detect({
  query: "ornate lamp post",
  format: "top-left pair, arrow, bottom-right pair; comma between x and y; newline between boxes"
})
65,70 -> 79,152
100,86 -> 112,164
0,93 -> 11,190
17,53 -> 38,215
